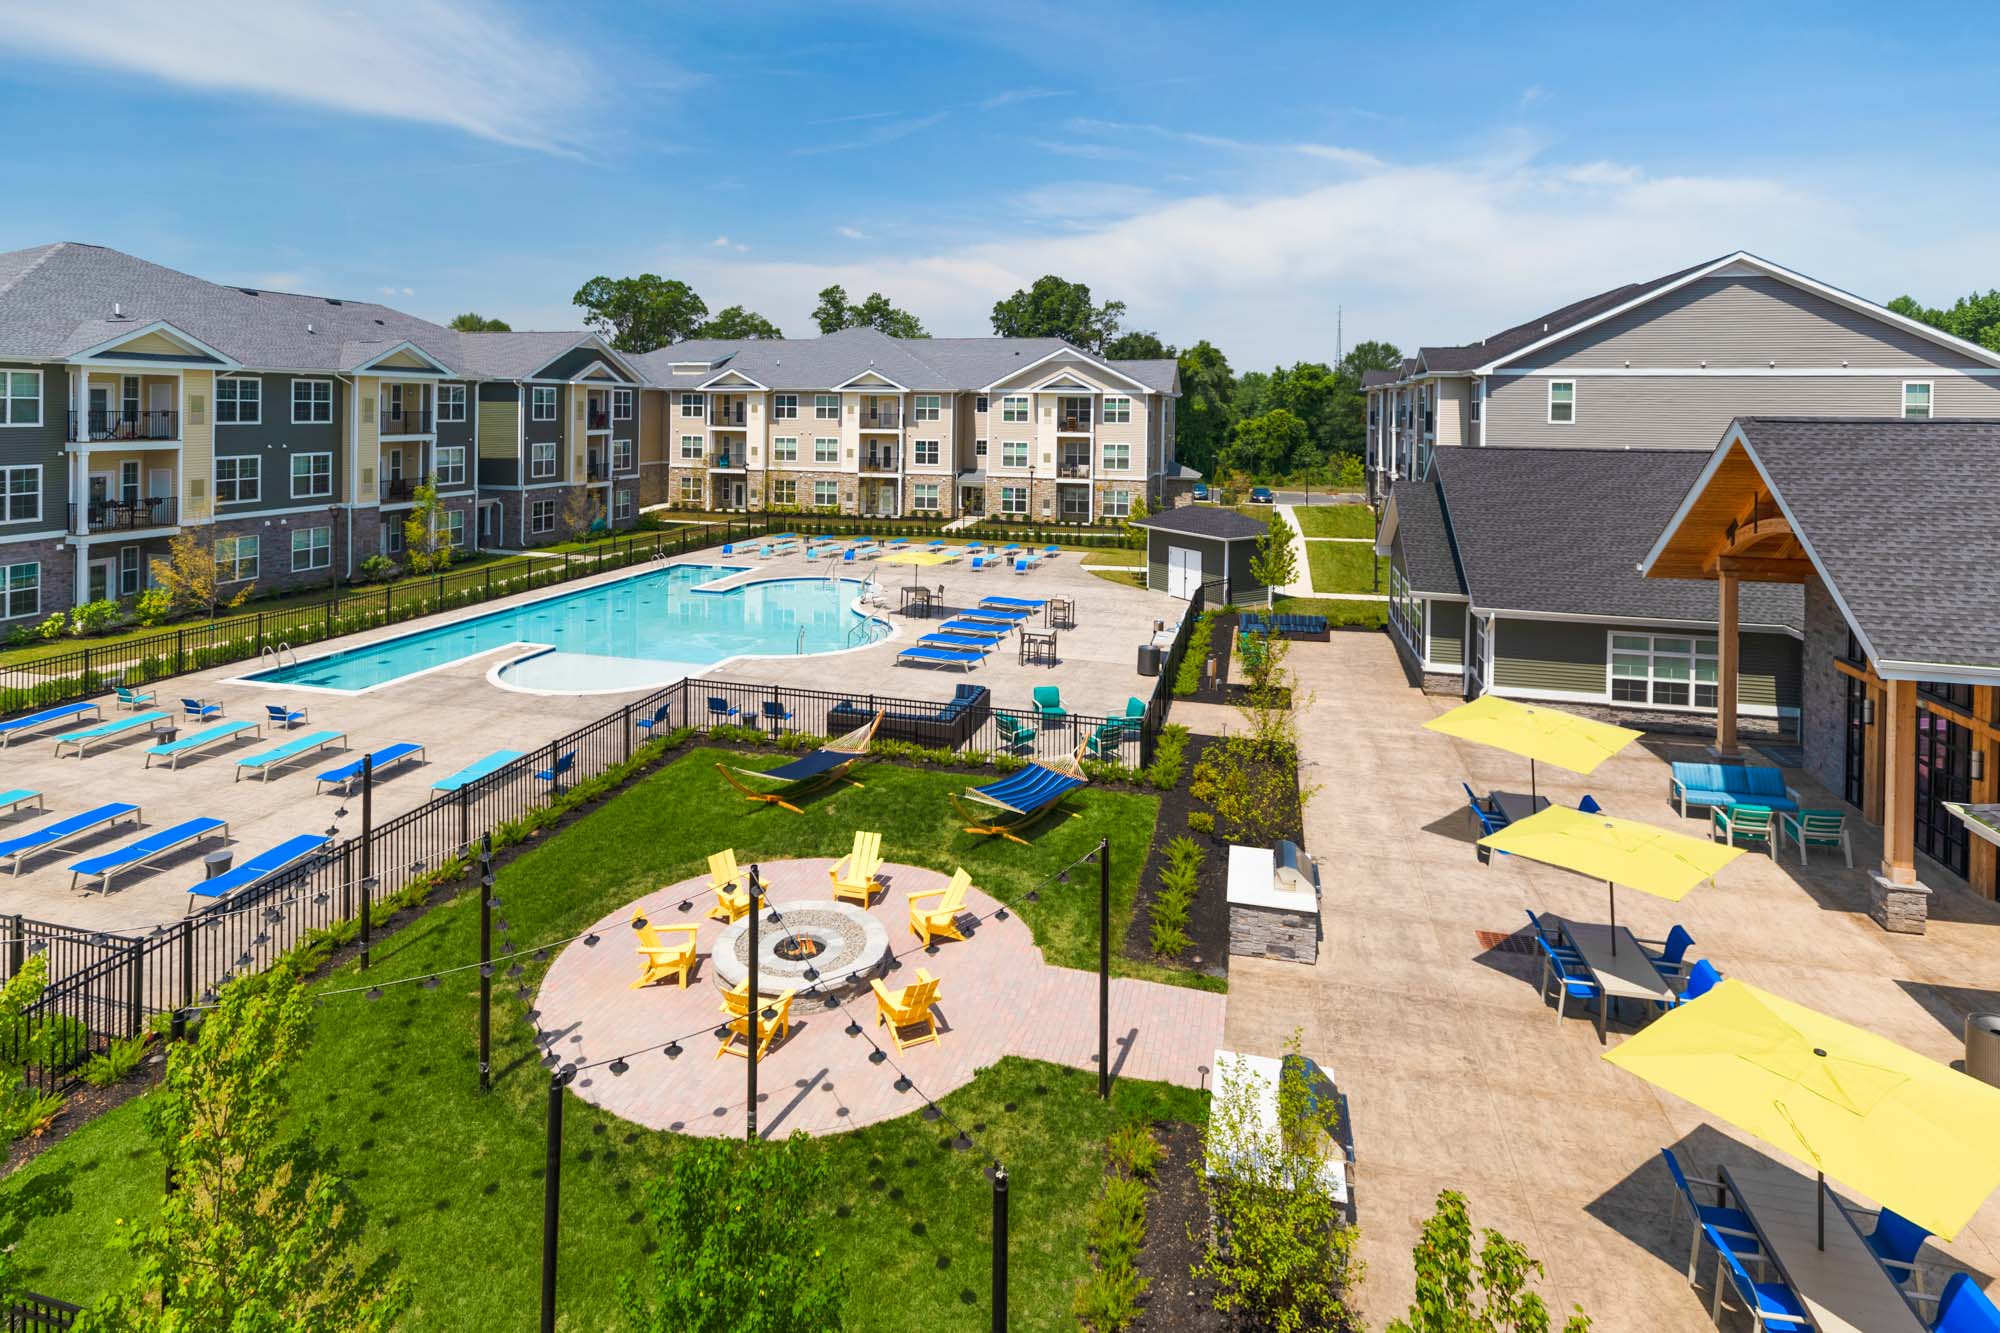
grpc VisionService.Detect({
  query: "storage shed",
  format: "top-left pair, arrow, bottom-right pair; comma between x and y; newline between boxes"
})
1133,505 -> 1270,602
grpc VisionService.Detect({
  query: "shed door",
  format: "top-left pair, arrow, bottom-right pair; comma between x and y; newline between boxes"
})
1167,544 -> 1202,600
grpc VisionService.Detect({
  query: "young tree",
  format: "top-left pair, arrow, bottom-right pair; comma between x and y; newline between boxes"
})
572,274 -> 709,352
89,964 -> 410,1330
990,275 -> 1125,351
1175,340 -> 1236,478
559,486 -> 600,542
449,311 -> 512,332
1251,507 -> 1298,603
621,1134 -> 847,1332
1387,1190 -> 1591,1333
149,526 -> 254,619
401,481 -> 455,574
1103,330 -> 1176,360
696,305 -> 784,339
811,284 -> 928,338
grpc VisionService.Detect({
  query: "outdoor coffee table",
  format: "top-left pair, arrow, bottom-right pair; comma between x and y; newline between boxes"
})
1019,629 -> 1057,667
1491,791 -> 1550,825
1721,1160 -> 1926,1333
1551,918 -> 1673,1043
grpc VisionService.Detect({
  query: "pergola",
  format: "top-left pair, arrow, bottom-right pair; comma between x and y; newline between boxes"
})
1642,417 -> 2000,898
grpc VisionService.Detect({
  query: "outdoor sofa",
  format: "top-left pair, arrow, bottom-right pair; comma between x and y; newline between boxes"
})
828,683 -> 991,748
1668,761 -> 1800,818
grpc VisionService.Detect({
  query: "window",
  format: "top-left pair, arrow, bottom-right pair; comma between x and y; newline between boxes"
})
613,490 -> 633,522
1001,440 -> 1029,469
1001,395 -> 1029,423
1103,489 -> 1132,519
814,437 -> 839,464
814,393 -> 840,420
1903,381 -> 1933,420
1102,396 -> 1130,424
611,388 -> 633,420
529,498 -> 556,534
975,395 -> 988,414
912,482 -> 940,511
761,436 -> 792,463
1101,442 -> 1131,471
680,475 -> 703,503
1387,566 -> 1425,650
771,478 -> 797,506
530,441 -> 557,479
290,452 -> 332,498
813,480 -> 839,509
1469,391 -> 1482,425
680,434 -> 705,461
1000,485 -> 1028,515
530,386 -> 557,421
1,466 -> 40,522
773,393 -> 799,420
383,523 -> 404,554
215,534 -> 259,583
680,393 -> 705,419
606,439 -> 629,473
290,526 -> 331,572
974,438 -> 987,458
438,384 -> 467,422
1547,380 -> 1575,425
435,446 -> 467,487
913,440 -> 939,466
1610,634 -> 1718,709
291,379 -> 332,424
913,394 -> 941,421
215,456 -> 261,504
2,562 -> 39,618
444,508 -> 467,548
216,377 -> 261,424
119,544 -> 141,596
2,371 -> 41,426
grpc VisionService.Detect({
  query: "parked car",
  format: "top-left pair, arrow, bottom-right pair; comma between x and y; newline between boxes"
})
1192,482 -> 1210,500
1249,486 -> 1275,504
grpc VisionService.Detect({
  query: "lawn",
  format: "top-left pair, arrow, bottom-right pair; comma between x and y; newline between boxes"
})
1306,541 -> 1388,594
3,747 -> 1207,1329
1273,594 -> 1387,628
1292,506 -> 1376,539
1089,568 -> 1148,590
1075,546 -> 1142,567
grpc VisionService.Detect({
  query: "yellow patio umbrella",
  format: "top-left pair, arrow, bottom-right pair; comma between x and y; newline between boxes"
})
1424,694 -> 1642,802
876,546 -> 952,587
1605,978 -> 2000,1245
1476,805 -> 1743,952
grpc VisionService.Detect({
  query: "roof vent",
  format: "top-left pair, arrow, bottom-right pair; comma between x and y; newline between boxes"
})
239,288 -> 260,297
326,298 -> 342,306
1541,322 -> 1548,332
112,301 -> 123,319
306,322 -> 316,335
374,318 -> 385,325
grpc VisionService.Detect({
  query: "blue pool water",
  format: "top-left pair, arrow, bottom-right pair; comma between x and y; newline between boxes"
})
241,565 -> 888,693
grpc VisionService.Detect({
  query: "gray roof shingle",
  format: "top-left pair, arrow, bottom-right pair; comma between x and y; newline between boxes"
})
1433,447 -> 1802,631
1135,506 -> 1267,540
1730,418 -> 2000,670
1388,477 -> 1465,596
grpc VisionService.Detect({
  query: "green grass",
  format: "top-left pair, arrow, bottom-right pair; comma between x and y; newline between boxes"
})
3,748 -> 1209,1328
1306,542 -> 1389,594
1089,569 -> 1148,590
1291,506 -> 1376,539
1076,547 -> 1142,567
1272,595 -> 1388,628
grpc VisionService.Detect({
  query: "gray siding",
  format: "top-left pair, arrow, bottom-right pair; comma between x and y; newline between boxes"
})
1429,600 -> 1466,669
1741,632 -> 1802,711
0,363 -> 68,530
1527,275 -> 1992,372
436,379 -> 473,450
1482,372 -> 2000,452
1145,533 -> 1266,603
211,372 -> 344,514
1494,618 -> 1605,693
537,346 -> 617,381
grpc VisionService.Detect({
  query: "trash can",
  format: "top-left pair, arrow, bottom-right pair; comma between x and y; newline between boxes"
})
1136,643 -> 1161,677
1968,1013 -> 2000,1089
203,850 -> 235,881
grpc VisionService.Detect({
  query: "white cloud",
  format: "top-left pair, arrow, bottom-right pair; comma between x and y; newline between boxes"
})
792,111 -> 949,156
1520,85 -> 1547,110
1033,140 -> 1133,161
2,0 -> 599,154
837,226 -> 868,240
976,87 -> 1070,110
1064,118 -> 1380,168
711,237 -> 751,252
378,285 -> 417,297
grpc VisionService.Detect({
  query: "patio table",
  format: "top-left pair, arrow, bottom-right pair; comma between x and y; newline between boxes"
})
1551,918 -> 1673,1043
1490,790 -> 1550,825
1720,1160 -> 1926,1333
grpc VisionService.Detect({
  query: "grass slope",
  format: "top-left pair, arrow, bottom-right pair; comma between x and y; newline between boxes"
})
1291,506 -> 1375,539
4,749 -> 1204,1329
1306,542 -> 1389,594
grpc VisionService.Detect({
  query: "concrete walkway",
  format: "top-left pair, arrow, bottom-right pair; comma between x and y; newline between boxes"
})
1212,632 -> 2000,1328
1272,503 -> 1315,598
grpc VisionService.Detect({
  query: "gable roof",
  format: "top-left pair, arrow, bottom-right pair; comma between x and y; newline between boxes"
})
1133,505 -> 1266,541
1382,476 -> 1465,597
1431,447 -> 1801,631
1644,418 -> 2000,679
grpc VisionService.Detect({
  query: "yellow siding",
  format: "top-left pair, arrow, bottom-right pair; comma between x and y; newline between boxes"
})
355,376 -> 380,502
376,348 -> 432,369
479,397 -> 518,460
182,371 -> 213,522
114,330 -> 196,357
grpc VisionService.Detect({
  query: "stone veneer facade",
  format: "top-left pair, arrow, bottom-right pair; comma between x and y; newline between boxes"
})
1798,574 -> 1848,801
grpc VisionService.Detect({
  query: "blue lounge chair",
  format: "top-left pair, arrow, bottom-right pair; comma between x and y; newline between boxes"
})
952,748 -> 1088,844
1924,1272 -> 2000,1331
1041,545 -> 1059,559
53,710 -> 172,758
144,719 -> 261,770
980,596 -> 1047,611
114,685 -> 156,711
937,621 -> 1006,641
919,634 -> 994,652
1707,1225 -> 1810,1332
536,751 -> 575,787
0,701 -> 101,748
0,803 -> 141,876
1658,1148 -> 1765,1289
235,730 -> 347,783
264,703 -> 310,729
0,789 -> 44,817
180,697 -> 223,722
186,833 -> 332,908
431,749 -> 527,792
969,555 -> 994,572
69,817 -> 230,894
960,607 -> 1030,626
761,699 -> 795,729
1533,935 -> 1601,1027
315,742 -> 426,794
716,713 -> 880,814
1013,556 -> 1037,573
898,646 -> 982,671
707,696 -> 741,723
636,703 -> 673,736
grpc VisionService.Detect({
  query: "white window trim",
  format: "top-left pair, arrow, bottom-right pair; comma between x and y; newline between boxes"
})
215,455 -> 262,505
814,394 -> 840,420
438,383 -> 468,423
1,369 -> 42,428
773,394 -> 800,420
773,436 -> 799,463
680,393 -> 705,419
1546,379 -> 1576,425
216,376 -> 262,425
612,388 -> 634,420
1102,396 -> 1131,424
289,451 -> 333,499
813,437 -> 839,465
1001,395 -> 1030,424
1000,440 -> 1030,470
613,490 -> 633,521
291,378 -> 333,425
770,478 -> 798,506
530,386 -> 558,422
812,480 -> 839,508
913,394 -> 941,422
611,439 -> 634,473
529,440 -> 558,479
215,534 -> 259,583
1,561 -> 39,620
1902,379 -> 1934,420
913,439 -> 940,466
1607,631 -> 1721,712
290,526 -> 332,573
1101,442 -> 1132,472
1,465 -> 42,524
911,482 -> 940,511
679,434 -> 705,461
528,498 -> 557,533
443,509 -> 467,547
435,445 -> 468,487
999,485 -> 1029,516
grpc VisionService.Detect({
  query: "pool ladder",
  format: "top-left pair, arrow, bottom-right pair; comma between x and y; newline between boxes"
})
259,642 -> 300,670
795,626 -> 807,655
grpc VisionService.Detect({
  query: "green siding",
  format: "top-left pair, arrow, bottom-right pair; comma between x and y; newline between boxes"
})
1428,600 -> 1466,668
1494,618 -> 1606,693
536,346 -> 616,381
1741,632 -> 1802,710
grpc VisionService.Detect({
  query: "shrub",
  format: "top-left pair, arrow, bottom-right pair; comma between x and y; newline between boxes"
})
358,554 -> 399,583
1073,1126 -> 1159,1331
1143,723 -> 1190,790
1172,611 -> 1217,696
80,1032 -> 151,1087
1187,810 -> 1216,836
134,586 -> 173,626
1387,1190 -> 1592,1332
1148,920 -> 1190,957
34,612 -> 66,641
0,1090 -> 64,1140
1107,1122 -> 1163,1180
70,599 -> 120,635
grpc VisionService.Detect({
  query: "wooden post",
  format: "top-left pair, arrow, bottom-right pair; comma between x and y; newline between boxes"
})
1715,567 -> 1740,757
1880,678 -> 1918,885
1971,686 -> 1999,899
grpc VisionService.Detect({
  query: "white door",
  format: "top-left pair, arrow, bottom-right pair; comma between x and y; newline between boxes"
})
1167,545 -> 1202,600
147,467 -> 173,499
148,382 -> 173,413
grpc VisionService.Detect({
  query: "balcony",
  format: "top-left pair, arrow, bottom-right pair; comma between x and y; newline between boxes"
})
706,451 -> 746,471
587,406 -> 610,431
858,408 -> 901,431
381,407 -> 432,437
586,459 -> 607,481
1056,414 -> 1093,434
383,472 -> 431,502
70,495 -> 179,534
69,409 -> 178,443
859,446 -> 899,473
1056,463 -> 1093,480
710,403 -> 748,428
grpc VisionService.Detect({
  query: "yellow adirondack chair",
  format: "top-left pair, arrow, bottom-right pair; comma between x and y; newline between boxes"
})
872,969 -> 943,1051
907,868 -> 971,946
828,830 -> 885,907
715,981 -> 796,1060
629,913 -> 700,989
707,849 -> 762,922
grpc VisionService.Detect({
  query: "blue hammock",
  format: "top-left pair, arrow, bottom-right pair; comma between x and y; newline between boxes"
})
715,714 -> 879,814
951,746 -> 1088,844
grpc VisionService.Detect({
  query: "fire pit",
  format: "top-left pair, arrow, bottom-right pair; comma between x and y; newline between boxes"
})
712,900 -> 890,994
774,935 -> 825,963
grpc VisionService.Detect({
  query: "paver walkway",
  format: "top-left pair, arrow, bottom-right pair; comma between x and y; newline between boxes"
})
1212,632 -> 2000,1329
538,857 -> 1223,1138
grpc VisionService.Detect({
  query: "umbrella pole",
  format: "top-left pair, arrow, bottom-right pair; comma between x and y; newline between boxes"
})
1531,758 -> 1538,805
1817,1171 -> 1825,1251
1607,881 -> 1616,954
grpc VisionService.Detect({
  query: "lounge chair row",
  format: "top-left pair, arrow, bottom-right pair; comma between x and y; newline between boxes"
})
1239,612 -> 1330,639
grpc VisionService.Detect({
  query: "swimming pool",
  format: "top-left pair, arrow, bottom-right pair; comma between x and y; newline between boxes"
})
238,564 -> 890,694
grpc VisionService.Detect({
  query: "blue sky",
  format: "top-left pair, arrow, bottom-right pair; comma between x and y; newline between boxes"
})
3,0 -> 1997,367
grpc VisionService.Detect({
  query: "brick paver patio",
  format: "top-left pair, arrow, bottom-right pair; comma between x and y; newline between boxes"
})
536,856 -> 1224,1137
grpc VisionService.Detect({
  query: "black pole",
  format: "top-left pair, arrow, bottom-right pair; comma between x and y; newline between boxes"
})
1817,1170 -> 1826,1251
991,1164 -> 1010,1330
479,833 -> 493,1092
359,753 -> 374,970
164,1008 -> 186,1196
541,1065 -> 573,1333
747,865 -> 760,1142
1097,837 -> 1110,1100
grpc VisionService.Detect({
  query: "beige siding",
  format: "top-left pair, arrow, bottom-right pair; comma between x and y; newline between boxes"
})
355,376 -> 380,501
1433,378 -> 1468,448
181,370 -> 214,521
478,397 -> 518,460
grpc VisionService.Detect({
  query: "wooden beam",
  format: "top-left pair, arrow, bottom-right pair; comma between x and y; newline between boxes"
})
1970,686 -> 1998,900
1716,569 -> 1739,756
1881,678 -> 1918,885
1915,695 -> 2000,744
1833,657 -> 1882,689
1706,555 -> 1815,581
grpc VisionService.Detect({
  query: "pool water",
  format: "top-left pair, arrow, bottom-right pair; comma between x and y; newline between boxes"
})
241,564 -> 888,693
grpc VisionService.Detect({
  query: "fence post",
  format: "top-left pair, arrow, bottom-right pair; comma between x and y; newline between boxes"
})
7,914 -> 21,979
326,599 -> 334,639
256,611 -> 265,649
175,628 -> 186,674
542,1065 -> 575,1333
991,1165 -> 1009,1332
180,920 -> 195,1009
486,567 -> 492,600
384,584 -> 392,623
1098,837 -> 1111,1100
128,937 -> 145,1038
622,704 -> 632,763
359,754 -> 374,971
459,784 -> 470,848
479,834 -> 493,1092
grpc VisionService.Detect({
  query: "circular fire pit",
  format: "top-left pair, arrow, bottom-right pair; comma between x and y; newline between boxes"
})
712,900 -> 889,994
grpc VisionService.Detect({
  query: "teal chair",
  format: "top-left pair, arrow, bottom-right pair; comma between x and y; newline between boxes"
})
1123,696 -> 1147,725
1779,809 -> 1852,868
1084,720 -> 1131,760
994,714 -> 1036,754
1712,803 -> 1776,856
1032,685 -> 1067,725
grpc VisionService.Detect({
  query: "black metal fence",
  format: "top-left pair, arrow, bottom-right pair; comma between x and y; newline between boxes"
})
2,1292 -> 80,1331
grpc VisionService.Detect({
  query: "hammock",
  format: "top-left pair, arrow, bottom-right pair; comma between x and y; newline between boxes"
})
715,713 -> 880,814
950,744 -> 1089,844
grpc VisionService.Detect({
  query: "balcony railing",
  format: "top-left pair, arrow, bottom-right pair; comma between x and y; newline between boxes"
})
710,404 -> 748,428
707,452 -> 745,470
69,495 -> 178,534
859,448 -> 899,472
69,409 -> 178,443
381,407 -> 432,436
586,460 -> 607,481
859,409 -> 901,430
1056,414 -> 1093,433
1057,460 -> 1092,479
383,473 -> 430,502
587,407 -> 610,430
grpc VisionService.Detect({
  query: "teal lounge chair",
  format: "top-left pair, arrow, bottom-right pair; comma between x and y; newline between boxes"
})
994,714 -> 1036,754
1032,685 -> 1067,724
144,720 -> 261,770
53,710 -> 172,758
235,730 -> 347,783
1084,720 -> 1131,760
0,790 -> 44,818
315,742 -> 426,794
114,685 -> 156,711
898,645 -> 983,671
185,834 -> 332,909
919,633 -> 994,652
69,817 -> 230,894
432,749 -> 527,792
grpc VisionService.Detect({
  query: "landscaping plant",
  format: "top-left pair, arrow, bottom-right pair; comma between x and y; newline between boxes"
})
401,480 -> 456,574
0,955 -> 74,1140
149,526 -> 254,618
78,1033 -> 150,1088
1386,1190 -> 1591,1333
1251,506 -> 1299,603
1074,1122 -> 1162,1330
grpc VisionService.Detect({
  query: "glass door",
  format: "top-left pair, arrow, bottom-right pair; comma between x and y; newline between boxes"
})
1914,706 -> 1971,877
1843,674 -> 1868,809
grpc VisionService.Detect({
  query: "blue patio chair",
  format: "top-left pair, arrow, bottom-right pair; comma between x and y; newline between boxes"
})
264,703 -> 309,729
1659,1148 -> 1765,1289
1922,1272 -> 2000,1331
1463,782 -> 1509,862
1638,924 -> 1696,984
1659,959 -> 1724,1013
762,699 -> 795,728
1533,935 -> 1600,1027
1706,1225 -> 1810,1332
180,697 -> 223,722
1856,1207 -> 1933,1294
536,751 -> 575,787
707,696 -> 740,723
637,702 -> 672,736
1523,908 -> 1563,946
1578,794 -> 1603,814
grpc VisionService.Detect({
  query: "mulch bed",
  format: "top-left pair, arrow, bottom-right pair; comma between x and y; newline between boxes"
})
1178,615 -> 1236,705
5,1054 -> 164,1173
1122,734 -> 1231,980
1133,1119 -> 1228,1330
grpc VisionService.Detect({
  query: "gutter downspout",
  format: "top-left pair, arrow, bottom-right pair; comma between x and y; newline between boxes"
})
336,372 -> 356,579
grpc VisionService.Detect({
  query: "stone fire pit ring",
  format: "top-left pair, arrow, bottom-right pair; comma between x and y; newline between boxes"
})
711,900 -> 890,994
